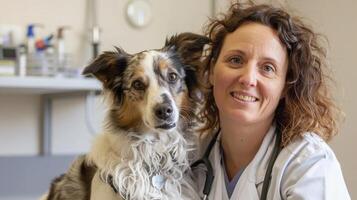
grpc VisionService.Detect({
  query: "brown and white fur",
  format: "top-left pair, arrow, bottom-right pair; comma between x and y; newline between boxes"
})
42,33 -> 208,200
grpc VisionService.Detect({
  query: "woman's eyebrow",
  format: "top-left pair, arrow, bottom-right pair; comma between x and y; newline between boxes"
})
223,49 -> 247,56
261,57 -> 279,64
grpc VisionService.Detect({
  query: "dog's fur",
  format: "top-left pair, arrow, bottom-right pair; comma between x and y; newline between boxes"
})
42,33 -> 208,200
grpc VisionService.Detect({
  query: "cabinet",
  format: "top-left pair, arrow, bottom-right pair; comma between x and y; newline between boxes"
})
0,76 -> 101,198
0,76 -> 102,155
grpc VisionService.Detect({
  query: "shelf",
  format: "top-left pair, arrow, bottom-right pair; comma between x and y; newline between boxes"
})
0,76 -> 102,156
0,76 -> 102,94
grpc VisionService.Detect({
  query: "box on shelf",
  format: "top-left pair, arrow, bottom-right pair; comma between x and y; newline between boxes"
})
0,46 -> 17,76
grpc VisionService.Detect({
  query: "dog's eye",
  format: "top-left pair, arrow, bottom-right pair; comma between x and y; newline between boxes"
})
168,72 -> 178,83
132,80 -> 146,90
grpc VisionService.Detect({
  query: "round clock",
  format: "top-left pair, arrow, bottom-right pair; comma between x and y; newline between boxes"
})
126,0 -> 152,28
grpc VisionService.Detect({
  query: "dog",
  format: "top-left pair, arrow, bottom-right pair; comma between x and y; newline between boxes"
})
41,32 -> 209,200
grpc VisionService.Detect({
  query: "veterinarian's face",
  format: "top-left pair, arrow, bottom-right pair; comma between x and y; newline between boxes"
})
210,22 -> 288,127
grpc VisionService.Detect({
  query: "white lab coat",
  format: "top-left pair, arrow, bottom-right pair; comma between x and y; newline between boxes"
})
194,125 -> 351,200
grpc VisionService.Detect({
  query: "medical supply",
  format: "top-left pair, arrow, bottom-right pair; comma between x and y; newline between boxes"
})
91,26 -> 100,59
0,46 -> 17,76
16,44 -> 27,76
57,27 -> 69,67
27,44 -> 57,77
26,24 -> 36,54
35,34 -> 53,51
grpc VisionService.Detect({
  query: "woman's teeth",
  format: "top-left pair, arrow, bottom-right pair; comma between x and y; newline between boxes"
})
232,93 -> 257,102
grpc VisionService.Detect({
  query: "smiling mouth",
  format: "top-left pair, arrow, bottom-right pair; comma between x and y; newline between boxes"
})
155,123 -> 176,130
230,92 -> 258,102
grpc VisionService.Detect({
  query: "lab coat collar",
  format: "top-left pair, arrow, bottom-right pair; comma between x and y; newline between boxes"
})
214,124 -> 277,185
248,124 -> 277,185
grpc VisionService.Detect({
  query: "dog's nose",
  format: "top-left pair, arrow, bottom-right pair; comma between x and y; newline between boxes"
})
155,104 -> 173,120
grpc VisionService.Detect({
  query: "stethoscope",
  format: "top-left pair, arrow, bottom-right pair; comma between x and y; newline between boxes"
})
191,127 -> 282,200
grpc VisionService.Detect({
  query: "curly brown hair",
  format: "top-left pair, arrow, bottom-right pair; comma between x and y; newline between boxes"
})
199,1 -> 341,146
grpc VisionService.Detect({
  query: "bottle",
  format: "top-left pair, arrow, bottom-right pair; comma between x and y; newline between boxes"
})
26,24 -> 36,54
44,44 -> 56,76
16,44 -> 27,77
56,26 -> 69,71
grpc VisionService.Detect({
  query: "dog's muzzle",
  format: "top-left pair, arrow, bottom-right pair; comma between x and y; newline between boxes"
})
155,103 -> 173,120
154,103 -> 177,130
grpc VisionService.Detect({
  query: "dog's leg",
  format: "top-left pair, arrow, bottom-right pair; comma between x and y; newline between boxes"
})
39,193 -> 48,200
90,172 -> 122,200
44,155 -> 97,200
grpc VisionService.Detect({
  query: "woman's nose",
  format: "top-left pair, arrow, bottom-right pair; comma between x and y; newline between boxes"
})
238,64 -> 257,87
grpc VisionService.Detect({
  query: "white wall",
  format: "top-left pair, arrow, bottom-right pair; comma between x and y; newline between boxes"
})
0,0 -> 211,66
0,94 -> 40,155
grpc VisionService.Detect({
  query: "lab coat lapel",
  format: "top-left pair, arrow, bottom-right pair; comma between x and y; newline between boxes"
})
210,137 -> 229,200
231,125 -> 276,199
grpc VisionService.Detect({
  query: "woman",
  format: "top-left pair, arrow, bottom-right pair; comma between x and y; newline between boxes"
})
193,2 -> 351,200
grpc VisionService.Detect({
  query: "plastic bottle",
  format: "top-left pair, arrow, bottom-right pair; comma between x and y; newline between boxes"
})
26,24 -> 36,54
16,44 -> 27,77
57,26 -> 69,70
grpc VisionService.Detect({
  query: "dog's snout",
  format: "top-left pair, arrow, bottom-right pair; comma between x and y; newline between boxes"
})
155,104 -> 173,120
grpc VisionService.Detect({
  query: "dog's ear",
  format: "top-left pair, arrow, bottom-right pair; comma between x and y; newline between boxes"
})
164,32 -> 209,64
82,47 -> 131,89
165,33 -> 210,101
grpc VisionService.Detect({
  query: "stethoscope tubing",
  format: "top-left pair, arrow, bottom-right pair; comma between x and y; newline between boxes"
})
260,128 -> 282,200
191,129 -> 220,198
191,127 -> 282,200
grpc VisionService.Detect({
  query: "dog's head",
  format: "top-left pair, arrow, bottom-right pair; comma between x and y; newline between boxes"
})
83,33 -> 209,133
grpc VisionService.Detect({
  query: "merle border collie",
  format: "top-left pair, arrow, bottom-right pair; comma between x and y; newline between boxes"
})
42,33 -> 208,200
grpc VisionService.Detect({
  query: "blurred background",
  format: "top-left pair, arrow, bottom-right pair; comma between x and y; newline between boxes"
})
0,0 -> 355,199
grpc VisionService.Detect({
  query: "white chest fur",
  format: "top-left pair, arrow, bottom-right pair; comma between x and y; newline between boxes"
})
88,131 -> 200,200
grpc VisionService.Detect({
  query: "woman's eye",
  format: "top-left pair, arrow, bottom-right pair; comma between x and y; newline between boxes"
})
228,56 -> 243,65
262,64 -> 275,73
132,80 -> 145,90
168,72 -> 178,83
